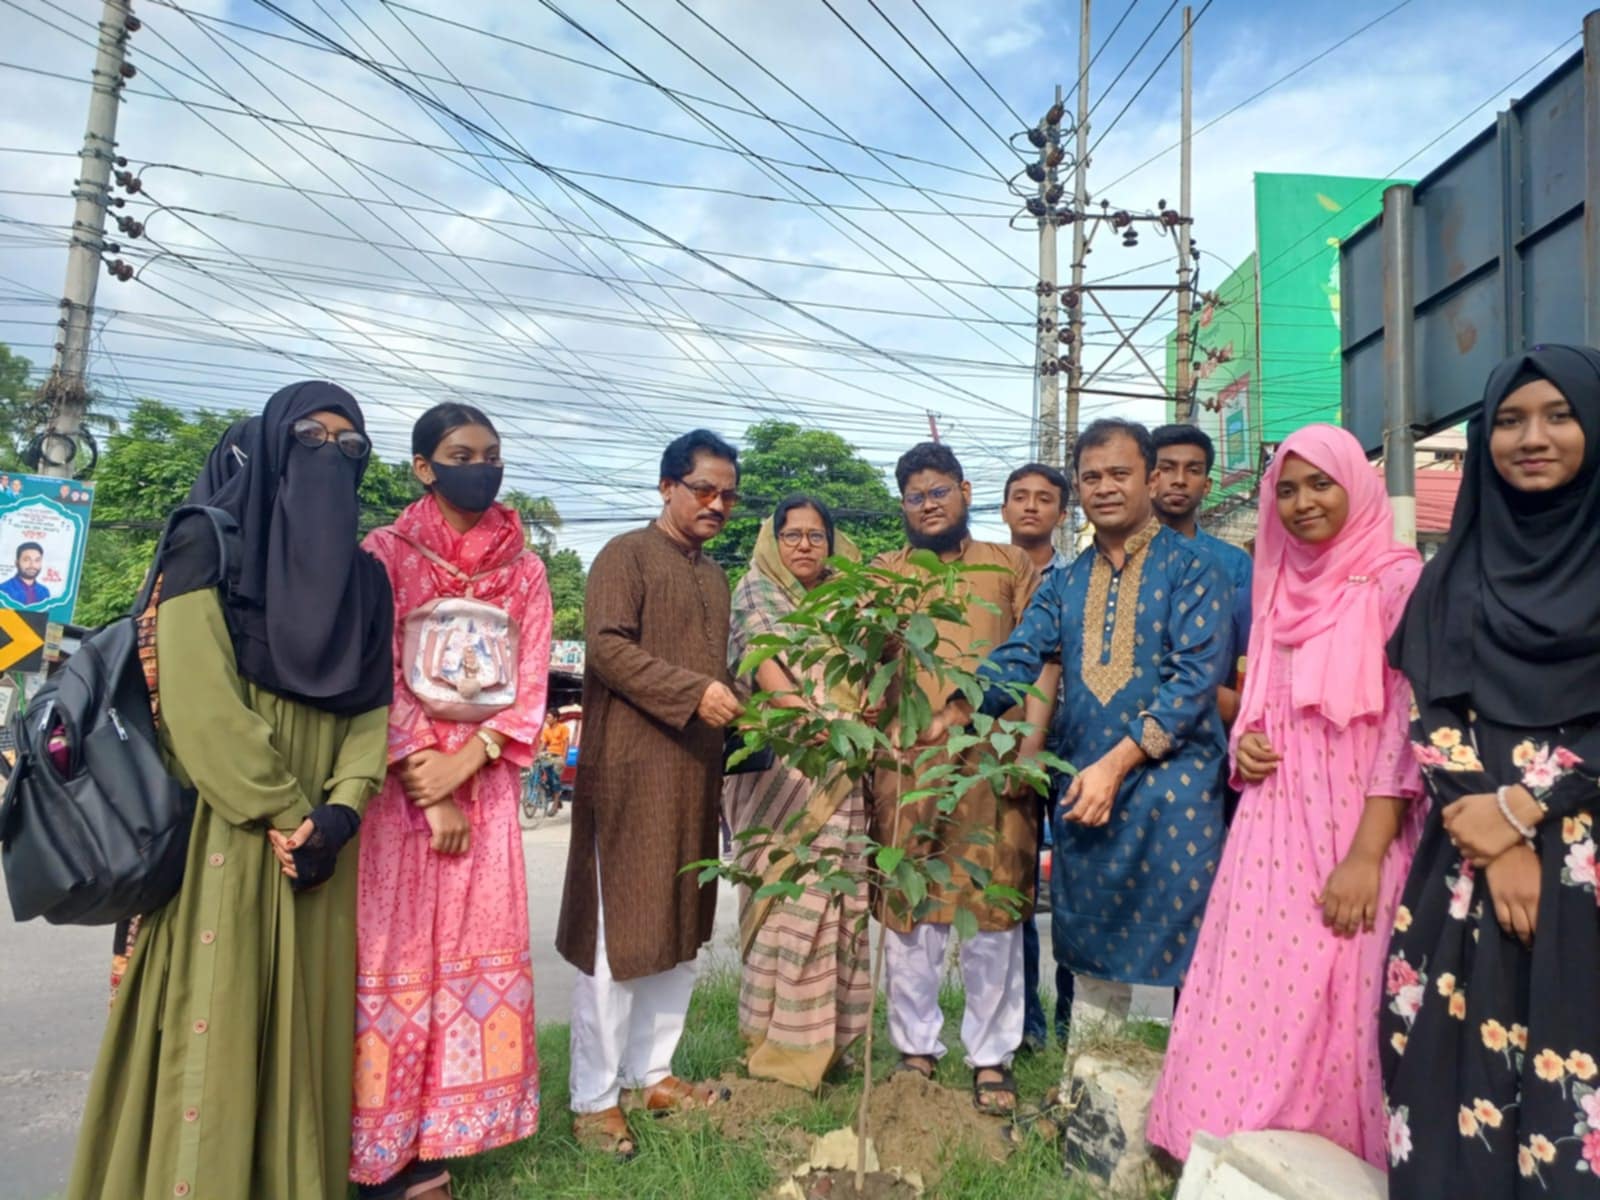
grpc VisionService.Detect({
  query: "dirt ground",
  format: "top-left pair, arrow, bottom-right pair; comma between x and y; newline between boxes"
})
697,1068 -> 1013,1188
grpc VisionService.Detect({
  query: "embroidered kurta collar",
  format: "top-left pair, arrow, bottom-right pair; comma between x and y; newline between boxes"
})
1080,518 -> 1161,706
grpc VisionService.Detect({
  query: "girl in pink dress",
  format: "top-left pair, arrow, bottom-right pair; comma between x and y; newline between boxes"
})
1147,424 -> 1423,1167
351,404 -> 553,1200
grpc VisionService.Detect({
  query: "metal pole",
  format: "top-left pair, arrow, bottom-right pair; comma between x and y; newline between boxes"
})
1064,0 -> 1091,549
1173,6 -> 1195,423
40,0 -> 131,480
1037,85 -> 1063,468
1583,10 -> 1600,347
1382,183 -> 1417,545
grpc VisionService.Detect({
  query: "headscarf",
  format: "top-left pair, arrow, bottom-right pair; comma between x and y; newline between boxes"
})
1389,344 -> 1600,726
387,491 -> 528,601
1235,424 -> 1419,736
174,381 -> 393,716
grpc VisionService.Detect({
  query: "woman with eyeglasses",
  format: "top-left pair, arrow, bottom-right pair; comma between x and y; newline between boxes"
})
350,403 -> 552,1200
720,495 -> 871,1089
68,381 -> 394,1200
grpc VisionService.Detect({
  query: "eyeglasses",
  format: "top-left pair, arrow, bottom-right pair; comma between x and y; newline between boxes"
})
676,478 -> 741,508
777,529 -> 827,548
902,483 -> 956,509
292,417 -> 370,460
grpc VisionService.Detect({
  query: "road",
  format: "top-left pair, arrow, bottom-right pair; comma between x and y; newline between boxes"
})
0,814 -> 1165,1200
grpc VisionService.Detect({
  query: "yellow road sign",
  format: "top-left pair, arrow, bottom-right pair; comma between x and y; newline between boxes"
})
0,607 -> 47,674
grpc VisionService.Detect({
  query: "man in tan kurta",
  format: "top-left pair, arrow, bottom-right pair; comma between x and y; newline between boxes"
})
874,442 -> 1039,1108
556,430 -> 741,1145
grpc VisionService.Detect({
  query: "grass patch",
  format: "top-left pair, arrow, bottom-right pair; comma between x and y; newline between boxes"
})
445,965 -> 1171,1200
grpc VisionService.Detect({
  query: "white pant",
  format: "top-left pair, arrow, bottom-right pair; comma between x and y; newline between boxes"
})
568,856 -> 698,1113
885,922 -> 1023,1068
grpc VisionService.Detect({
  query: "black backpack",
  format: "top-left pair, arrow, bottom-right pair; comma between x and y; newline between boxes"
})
0,506 -> 236,925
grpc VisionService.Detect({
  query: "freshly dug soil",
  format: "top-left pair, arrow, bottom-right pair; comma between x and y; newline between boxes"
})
794,1168 -> 920,1199
705,1075 -> 816,1154
863,1070 -> 1011,1184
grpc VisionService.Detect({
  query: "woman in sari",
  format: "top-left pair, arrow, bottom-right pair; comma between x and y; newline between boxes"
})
723,495 -> 870,1090
1382,345 -> 1600,1198
351,403 -> 553,1200
68,381 -> 394,1200
1147,424 -> 1422,1166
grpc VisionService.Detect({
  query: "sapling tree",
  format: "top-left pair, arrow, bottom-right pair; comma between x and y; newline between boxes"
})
687,550 -> 1071,1193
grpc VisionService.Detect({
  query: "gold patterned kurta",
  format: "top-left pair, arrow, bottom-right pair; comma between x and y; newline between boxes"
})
870,539 -> 1040,933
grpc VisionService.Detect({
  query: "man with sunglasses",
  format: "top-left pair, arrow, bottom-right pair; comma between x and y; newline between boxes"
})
872,442 -> 1040,1117
557,429 -> 742,1156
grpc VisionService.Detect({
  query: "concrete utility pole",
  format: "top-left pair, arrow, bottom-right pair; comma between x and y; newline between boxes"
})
1035,84 -> 1064,467
39,0 -> 133,480
1173,6 -> 1196,422
1381,182 -> 1418,545
1064,0 -> 1092,548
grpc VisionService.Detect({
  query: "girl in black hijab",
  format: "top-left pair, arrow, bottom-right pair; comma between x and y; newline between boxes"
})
1380,346 -> 1600,1199
68,381 -> 394,1200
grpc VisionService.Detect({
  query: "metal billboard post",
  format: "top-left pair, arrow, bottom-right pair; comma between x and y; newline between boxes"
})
1584,9 -> 1600,347
1381,183 -> 1418,546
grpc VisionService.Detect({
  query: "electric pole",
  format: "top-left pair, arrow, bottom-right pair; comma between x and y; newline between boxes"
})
1064,0 -> 1092,549
38,0 -> 135,480
1173,5 -> 1196,422
1032,86 -> 1066,467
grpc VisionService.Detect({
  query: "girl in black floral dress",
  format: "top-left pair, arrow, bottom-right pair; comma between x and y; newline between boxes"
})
1382,344 -> 1600,1198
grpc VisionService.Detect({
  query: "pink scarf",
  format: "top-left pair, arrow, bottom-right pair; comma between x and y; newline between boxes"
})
1234,424 -> 1419,737
391,496 -> 527,602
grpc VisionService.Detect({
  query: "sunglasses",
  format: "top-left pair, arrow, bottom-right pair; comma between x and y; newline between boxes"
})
292,417 -> 371,460
676,478 -> 741,508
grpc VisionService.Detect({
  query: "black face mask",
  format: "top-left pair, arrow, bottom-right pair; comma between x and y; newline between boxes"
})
430,461 -> 503,513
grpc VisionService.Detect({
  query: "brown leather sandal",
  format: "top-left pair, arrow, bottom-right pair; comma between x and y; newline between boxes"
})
403,1167 -> 451,1200
621,1074 -> 732,1116
573,1106 -> 638,1160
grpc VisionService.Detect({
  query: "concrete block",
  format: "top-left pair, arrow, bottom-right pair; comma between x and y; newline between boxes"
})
1062,1052 -> 1162,1196
1172,1130 -> 1387,1200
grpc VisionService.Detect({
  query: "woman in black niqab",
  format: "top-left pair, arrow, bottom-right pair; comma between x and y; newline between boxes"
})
173,381 -> 392,716
1379,345 -> 1600,1200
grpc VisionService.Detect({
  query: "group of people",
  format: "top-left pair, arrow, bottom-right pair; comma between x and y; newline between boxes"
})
60,343 -> 1600,1200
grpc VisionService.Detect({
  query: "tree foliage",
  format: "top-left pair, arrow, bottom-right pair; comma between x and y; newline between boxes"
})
711,421 -> 903,576
540,547 -> 587,640
687,553 -> 1071,1188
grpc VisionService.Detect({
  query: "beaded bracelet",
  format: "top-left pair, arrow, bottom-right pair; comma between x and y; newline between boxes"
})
1497,785 -> 1538,843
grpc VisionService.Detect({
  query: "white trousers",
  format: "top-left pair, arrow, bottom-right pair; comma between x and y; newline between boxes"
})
885,922 -> 1023,1068
568,855 -> 698,1113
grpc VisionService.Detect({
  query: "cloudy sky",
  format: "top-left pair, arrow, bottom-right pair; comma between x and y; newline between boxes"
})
0,0 -> 1591,558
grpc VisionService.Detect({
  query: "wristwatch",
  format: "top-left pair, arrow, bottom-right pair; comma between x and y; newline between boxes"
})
476,729 -> 502,762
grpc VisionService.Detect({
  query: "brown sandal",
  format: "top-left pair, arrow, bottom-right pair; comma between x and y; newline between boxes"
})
403,1168 -> 451,1200
573,1106 -> 638,1160
621,1074 -> 732,1116
891,1053 -> 937,1080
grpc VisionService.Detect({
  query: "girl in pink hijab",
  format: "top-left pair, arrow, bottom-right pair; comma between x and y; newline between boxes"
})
1148,424 -> 1424,1167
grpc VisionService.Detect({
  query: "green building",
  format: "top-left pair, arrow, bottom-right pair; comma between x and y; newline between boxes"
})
1166,173 -> 1401,526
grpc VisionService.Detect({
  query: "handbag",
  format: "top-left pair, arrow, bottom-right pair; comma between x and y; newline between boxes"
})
723,727 -> 775,776
394,532 -> 525,723
0,506 -> 235,925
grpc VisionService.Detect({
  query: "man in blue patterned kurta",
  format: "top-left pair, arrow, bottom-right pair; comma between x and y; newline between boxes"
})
936,419 -> 1233,1001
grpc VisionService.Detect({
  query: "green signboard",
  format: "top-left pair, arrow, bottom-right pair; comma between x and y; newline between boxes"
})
1254,173 -> 1399,442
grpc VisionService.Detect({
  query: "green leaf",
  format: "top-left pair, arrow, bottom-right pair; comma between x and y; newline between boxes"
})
875,846 -> 906,875
953,907 -> 979,940
906,612 -> 937,650
754,880 -> 805,902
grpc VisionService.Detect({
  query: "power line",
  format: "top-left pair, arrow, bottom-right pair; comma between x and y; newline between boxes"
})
908,0 -> 1028,129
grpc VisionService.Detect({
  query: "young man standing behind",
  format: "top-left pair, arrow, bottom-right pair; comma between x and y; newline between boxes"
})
998,463 -> 1073,1053
1150,425 -> 1252,727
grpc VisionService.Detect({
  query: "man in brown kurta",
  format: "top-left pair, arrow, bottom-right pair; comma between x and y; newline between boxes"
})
556,430 -> 741,1141
874,442 -> 1039,1108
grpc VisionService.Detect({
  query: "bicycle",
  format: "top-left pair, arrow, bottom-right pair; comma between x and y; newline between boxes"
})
519,756 -> 565,829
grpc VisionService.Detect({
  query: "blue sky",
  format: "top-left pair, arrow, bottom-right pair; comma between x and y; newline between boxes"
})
0,0 -> 1592,559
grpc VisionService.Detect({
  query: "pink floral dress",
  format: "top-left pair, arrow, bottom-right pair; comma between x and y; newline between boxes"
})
1148,560 -> 1423,1166
1381,702 -> 1600,1197
349,499 -> 552,1186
